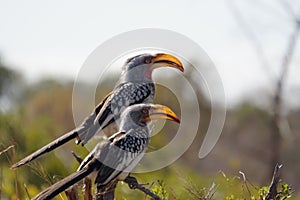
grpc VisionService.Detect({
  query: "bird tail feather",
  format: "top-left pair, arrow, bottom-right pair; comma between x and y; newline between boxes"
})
32,167 -> 93,200
11,130 -> 79,169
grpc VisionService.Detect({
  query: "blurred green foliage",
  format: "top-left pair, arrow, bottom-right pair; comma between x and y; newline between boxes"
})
0,63 -> 298,199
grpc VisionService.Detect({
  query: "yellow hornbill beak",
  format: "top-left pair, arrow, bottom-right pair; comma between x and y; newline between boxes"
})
146,105 -> 180,124
151,53 -> 184,72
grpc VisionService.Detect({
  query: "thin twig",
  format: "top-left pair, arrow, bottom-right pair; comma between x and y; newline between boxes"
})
239,171 -> 252,197
184,185 -> 200,199
183,176 -> 206,199
23,184 -> 31,199
205,182 -> 217,200
0,145 -> 14,156
71,151 -> 83,163
29,162 -> 54,185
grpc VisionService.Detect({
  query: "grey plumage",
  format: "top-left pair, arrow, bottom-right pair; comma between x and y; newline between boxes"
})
31,104 -> 180,200
12,53 -> 183,169
79,82 -> 155,145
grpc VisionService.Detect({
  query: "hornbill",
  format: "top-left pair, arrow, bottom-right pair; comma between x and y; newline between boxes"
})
31,104 -> 180,200
12,53 -> 183,169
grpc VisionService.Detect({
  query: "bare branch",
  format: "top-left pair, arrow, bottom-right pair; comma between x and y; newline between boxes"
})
252,0 -> 291,20
277,19 -> 300,91
266,164 -> 282,200
227,0 -> 300,179
71,151 -> 83,163
226,0 -> 276,81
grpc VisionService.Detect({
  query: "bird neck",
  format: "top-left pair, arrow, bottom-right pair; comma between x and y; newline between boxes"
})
119,68 -> 153,84
119,119 -> 148,132
118,76 -> 153,85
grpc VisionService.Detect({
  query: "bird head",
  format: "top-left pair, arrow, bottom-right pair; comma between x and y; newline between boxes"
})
120,103 -> 180,128
120,53 -> 184,82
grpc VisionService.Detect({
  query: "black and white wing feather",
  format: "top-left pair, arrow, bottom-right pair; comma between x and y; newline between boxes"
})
32,128 -> 149,200
79,82 -> 154,144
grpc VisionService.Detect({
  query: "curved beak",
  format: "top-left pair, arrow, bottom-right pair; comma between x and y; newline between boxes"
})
151,53 -> 184,72
146,105 -> 180,124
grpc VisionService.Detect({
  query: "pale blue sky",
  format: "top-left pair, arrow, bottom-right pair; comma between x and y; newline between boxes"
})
0,0 -> 299,107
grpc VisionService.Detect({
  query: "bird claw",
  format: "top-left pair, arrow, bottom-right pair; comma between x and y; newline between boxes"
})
125,176 -> 138,189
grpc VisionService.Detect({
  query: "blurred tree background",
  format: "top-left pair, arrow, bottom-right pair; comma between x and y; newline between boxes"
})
0,54 -> 299,199
1,0 -> 300,199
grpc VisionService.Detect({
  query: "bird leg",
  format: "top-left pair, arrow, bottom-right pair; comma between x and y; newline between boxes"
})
84,178 -> 93,200
96,180 -> 118,200
65,185 -> 79,200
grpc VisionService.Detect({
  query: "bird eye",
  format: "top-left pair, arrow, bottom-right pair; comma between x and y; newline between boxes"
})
144,58 -> 152,64
141,108 -> 148,115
